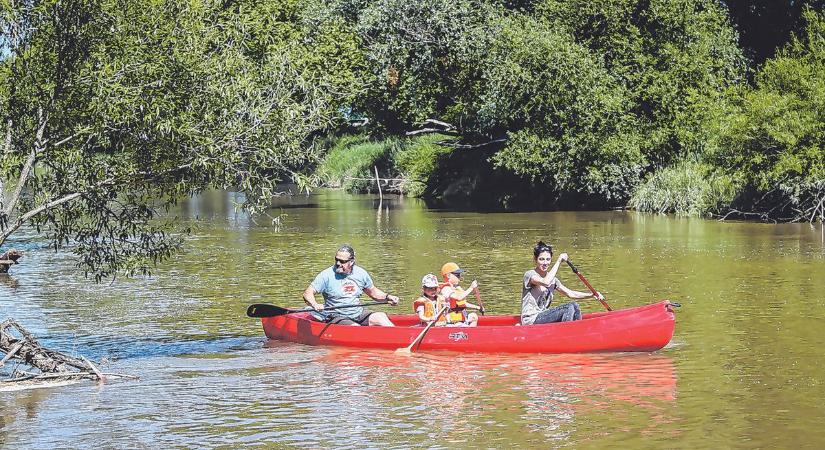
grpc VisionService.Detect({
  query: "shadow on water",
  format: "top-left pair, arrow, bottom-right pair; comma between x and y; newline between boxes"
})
37,334 -> 265,361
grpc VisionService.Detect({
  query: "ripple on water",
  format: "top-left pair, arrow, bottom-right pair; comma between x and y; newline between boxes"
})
3,194 -> 825,448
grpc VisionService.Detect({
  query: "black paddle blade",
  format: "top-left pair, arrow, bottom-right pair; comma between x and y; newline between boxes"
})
246,303 -> 291,318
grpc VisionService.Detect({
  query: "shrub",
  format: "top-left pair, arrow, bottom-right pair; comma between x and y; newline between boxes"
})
316,135 -> 392,191
628,161 -> 737,216
393,134 -> 454,196
704,8 -> 825,221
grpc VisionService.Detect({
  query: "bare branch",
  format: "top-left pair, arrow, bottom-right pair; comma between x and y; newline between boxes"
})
423,119 -> 456,130
437,138 -> 507,149
406,127 -> 459,136
50,129 -> 87,148
2,107 -> 48,222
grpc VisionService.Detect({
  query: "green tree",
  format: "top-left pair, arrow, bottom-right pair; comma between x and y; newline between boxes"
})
706,9 -> 825,222
536,0 -> 746,166
0,0 -> 345,280
344,0 -> 746,205
355,0 -> 493,130
479,14 -> 643,203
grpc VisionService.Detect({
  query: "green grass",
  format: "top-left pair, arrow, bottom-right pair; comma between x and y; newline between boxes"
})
316,133 -> 453,196
628,161 -> 738,216
316,135 -> 394,191
393,134 -> 454,197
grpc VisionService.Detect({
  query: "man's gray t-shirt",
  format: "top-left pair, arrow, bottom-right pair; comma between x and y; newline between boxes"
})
310,265 -> 374,320
521,269 -> 559,325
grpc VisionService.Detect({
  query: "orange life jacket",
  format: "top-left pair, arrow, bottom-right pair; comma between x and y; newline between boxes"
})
413,295 -> 447,325
439,283 -> 468,323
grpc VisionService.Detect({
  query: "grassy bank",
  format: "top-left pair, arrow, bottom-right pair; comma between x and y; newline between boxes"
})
628,161 -> 738,217
316,133 -> 454,196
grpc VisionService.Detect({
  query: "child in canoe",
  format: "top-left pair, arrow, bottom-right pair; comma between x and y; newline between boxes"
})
413,273 -> 447,326
439,262 -> 484,327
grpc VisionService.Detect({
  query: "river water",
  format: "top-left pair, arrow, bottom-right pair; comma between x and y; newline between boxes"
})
2,190 -> 824,448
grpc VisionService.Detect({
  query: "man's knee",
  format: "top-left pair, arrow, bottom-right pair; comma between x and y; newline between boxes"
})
368,312 -> 389,325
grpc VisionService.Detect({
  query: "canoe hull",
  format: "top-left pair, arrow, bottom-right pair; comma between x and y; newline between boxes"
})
259,301 -> 676,353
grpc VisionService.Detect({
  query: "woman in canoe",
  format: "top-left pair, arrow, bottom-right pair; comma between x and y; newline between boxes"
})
521,241 -> 604,325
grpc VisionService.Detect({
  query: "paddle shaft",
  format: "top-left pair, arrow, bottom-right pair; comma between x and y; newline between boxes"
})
472,288 -> 485,315
303,301 -> 388,314
247,301 -> 388,318
397,305 -> 449,354
565,260 -> 612,311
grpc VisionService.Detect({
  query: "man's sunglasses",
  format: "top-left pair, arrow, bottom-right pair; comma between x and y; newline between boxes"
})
335,257 -> 353,264
451,271 -> 463,277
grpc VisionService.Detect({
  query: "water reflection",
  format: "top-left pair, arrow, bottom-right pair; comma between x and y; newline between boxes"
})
2,190 -> 825,448
310,347 -> 677,446
0,274 -> 19,290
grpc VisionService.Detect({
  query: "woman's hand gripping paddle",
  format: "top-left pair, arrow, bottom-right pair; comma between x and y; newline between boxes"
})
565,260 -> 612,311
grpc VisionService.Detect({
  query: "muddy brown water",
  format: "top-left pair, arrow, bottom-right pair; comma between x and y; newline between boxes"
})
2,190 -> 824,448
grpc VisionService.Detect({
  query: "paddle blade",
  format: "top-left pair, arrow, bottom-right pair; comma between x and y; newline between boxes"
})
394,347 -> 413,356
246,303 -> 291,318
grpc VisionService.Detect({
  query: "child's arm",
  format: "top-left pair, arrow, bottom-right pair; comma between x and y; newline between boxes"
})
454,280 -> 479,301
415,305 -> 429,322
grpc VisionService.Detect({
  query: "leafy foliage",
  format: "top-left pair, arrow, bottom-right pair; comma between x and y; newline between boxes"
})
392,134 -> 454,196
287,0 -> 748,208
355,0 -> 493,129
479,14 -> 643,203
705,8 -> 825,221
534,0 -> 746,164
0,0 -> 354,280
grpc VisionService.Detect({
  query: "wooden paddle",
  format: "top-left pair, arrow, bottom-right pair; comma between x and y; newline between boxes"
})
472,287 -> 486,315
566,260 -> 613,311
395,305 -> 449,356
246,301 -> 388,318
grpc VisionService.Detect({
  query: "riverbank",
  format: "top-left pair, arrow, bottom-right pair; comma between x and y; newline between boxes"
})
314,133 -> 824,222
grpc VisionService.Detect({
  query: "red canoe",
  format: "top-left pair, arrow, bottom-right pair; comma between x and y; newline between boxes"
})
259,300 -> 677,353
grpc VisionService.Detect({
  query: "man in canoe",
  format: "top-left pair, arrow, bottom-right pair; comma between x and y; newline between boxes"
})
302,244 -> 399,326
521,241 -> 604,325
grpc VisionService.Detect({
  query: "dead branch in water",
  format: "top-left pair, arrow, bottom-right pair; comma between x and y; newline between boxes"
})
1,318 -> 137,390
0,248 -> 23,273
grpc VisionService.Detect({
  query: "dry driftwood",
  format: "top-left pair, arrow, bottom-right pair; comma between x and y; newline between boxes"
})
0,248 -> 23,273
1,318 -> 137,390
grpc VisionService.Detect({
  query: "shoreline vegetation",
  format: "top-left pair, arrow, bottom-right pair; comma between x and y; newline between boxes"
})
304,3 -> 824,223
1,0 -> 823,280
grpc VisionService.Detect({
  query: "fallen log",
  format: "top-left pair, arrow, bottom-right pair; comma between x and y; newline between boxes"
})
0,249 -> 23,273
1,318 -> 137,390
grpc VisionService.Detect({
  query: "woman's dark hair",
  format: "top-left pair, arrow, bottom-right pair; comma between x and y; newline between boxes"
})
338,244 -> 355,260
533,241 -> 553,258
